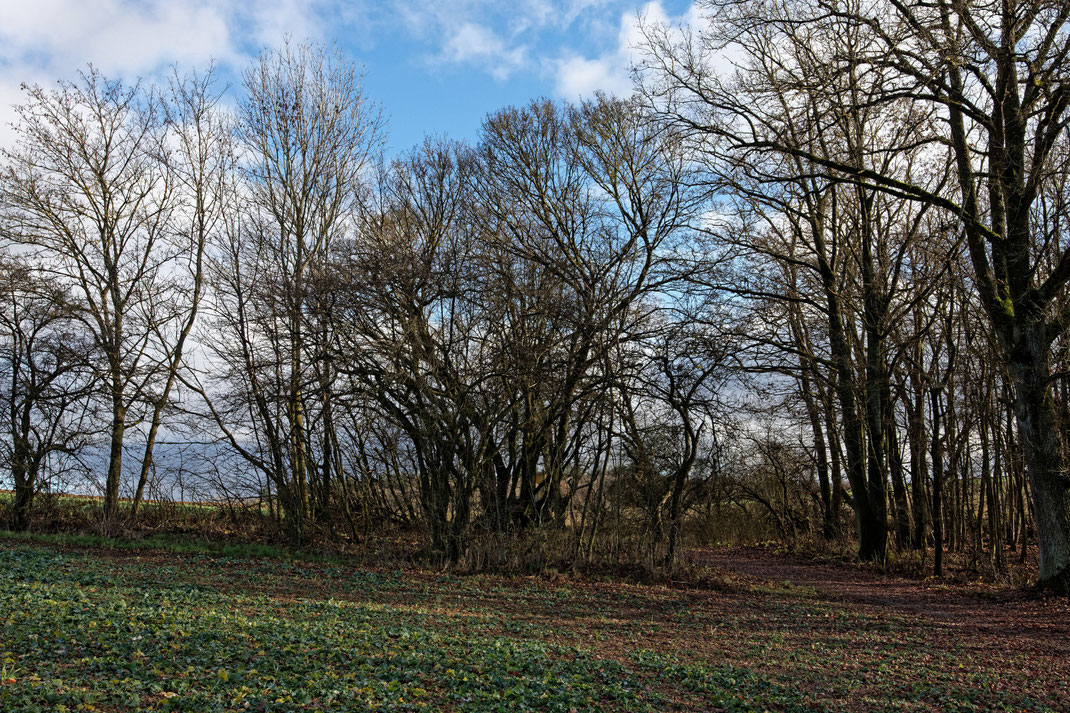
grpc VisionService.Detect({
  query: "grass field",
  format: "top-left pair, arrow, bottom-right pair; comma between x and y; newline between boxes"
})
1,537 -> 1067,712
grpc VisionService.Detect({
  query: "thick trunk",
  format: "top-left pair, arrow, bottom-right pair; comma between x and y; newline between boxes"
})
103,398 -> 127,523
837,367 -> 881,561
861,278 -> 889,561
9,401 -> 34,531
1007,329 -> 1070,593
11,481 -> 33,531
941,27 -> 1070,591
278,481 -> 305,546
821,253 -> 882,561
10,439 -> 33,531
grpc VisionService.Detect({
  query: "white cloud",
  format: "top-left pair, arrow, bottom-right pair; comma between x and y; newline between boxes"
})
0,0 -> 355,146
554,54 -> 631,96
0,0 -> 238,76
439,22 -> 528,80
0,0 -> 713,144
0,1 -> 241,146
395,2 -> 538,81
394,0 -> 601,81
241,0 -> 332,50
552,1 -> 696,99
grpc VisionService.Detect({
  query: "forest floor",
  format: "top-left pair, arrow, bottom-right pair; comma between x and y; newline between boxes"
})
1,537 -> 1067,712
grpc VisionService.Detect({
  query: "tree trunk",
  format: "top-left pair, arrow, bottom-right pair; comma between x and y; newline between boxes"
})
800,365 -> 836,539
103,395 -> 127,523
887,425 -> 912,550
907,379 -> 929,550
1007,330 -> 1070,593
665,417 -> 700,571
131,400 -> 166,517
9,394 -> 35,531
816,211 -> 884,562
10,424 -> 33,531
930,388 -> 945,578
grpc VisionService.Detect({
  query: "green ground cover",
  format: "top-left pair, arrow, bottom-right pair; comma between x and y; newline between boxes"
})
0,538 -> 1064,712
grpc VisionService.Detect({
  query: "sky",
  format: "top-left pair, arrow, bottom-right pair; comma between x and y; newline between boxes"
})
0,0 -> 702,153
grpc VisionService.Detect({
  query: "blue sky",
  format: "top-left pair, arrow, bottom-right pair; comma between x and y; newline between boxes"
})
0,0 -> 700,152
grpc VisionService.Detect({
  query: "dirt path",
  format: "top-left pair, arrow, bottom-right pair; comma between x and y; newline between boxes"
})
695,546 -> 1070,656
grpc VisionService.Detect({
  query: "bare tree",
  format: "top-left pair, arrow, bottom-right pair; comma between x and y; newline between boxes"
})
130,67 -> 232,515
0,69 -> 180,523
639,0 -> 1070,589
473,96 -> 696,531
0,256 -> 96,529
197,41 -> 382,544
639,4 -> 947,562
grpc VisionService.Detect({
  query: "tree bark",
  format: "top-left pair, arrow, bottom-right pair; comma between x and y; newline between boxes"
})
1007,329 -> 1070,592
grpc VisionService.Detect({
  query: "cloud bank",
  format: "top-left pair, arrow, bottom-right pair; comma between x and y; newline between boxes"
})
0,1 -> 704,146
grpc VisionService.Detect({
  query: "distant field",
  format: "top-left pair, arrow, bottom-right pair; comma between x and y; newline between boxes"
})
1,538 -> 1066,712
0,490 -> 226,511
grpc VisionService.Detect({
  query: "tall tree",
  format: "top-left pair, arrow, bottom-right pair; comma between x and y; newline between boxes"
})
1,69 -> 176,523
639,0 -> 1070,590
198,41 -> 381,544
130,67 -> 231,515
